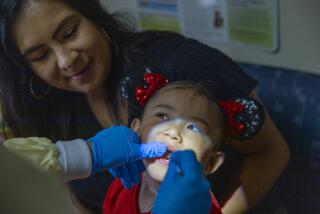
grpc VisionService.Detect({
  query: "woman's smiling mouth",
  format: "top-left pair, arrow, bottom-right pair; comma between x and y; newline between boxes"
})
70,61 -> 91,81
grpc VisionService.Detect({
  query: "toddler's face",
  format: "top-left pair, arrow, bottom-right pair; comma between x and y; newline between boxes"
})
143,119 -> 213,181
132,86 -> 224,182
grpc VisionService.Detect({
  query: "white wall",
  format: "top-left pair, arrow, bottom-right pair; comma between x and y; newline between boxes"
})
100,0 -> 320,74
215,0 -> 320,74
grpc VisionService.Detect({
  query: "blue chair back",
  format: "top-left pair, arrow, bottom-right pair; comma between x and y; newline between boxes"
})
241,64 -> 320,213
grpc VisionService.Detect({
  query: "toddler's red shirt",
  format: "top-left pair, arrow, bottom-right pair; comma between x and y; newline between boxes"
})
103,179 -> 222,214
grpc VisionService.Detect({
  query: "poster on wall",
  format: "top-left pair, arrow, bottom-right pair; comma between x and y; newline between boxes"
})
135,0 -> 279,52
177,0 -> 229,44
134,0 -> 180,33
227,0 -> 279,52
178,0 -> 279,52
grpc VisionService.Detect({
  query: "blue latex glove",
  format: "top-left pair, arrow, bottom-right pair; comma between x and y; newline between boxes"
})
153,150 -> 212,214
88,126 -> 167,188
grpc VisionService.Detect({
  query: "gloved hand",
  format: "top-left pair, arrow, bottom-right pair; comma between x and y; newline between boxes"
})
153,150 -> 212,214
88,126 -> 167,188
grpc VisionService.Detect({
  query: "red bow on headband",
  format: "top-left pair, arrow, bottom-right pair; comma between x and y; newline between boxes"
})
135,73 -> 169,107
218,100 -> 245,137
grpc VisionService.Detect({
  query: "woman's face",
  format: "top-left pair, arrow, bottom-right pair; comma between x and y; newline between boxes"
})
12,0 -> 111,93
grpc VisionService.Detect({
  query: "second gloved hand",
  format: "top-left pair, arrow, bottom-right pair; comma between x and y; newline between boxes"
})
153,150 -> 212,214
88,126 -> 167,188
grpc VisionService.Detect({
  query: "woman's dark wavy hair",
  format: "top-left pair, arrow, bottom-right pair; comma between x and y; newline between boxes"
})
0,0 -> 156,140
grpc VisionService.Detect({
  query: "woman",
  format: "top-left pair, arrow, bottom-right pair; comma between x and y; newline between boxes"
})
0,0 -> 289,213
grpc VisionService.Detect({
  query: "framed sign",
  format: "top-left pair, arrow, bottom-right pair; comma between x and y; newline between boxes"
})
135,0 -> 279,52
227,0 -> 279,52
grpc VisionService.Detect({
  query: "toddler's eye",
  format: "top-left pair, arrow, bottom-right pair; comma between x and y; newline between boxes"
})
155,112 -> 169,120
187,123 -> 203,133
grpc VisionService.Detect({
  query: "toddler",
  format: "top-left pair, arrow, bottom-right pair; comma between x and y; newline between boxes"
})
103,81 -> 227,214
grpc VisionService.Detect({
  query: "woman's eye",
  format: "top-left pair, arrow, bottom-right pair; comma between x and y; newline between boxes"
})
32,51 -> 48,62
187,124 -> 203,133
155,112 -> 169,120
63,25 -> 78,40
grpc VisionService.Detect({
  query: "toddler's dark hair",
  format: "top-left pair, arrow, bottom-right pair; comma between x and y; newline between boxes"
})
123,79 -> 226,143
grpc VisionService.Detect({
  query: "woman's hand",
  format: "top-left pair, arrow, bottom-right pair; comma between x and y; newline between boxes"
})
88,126 -> 167,188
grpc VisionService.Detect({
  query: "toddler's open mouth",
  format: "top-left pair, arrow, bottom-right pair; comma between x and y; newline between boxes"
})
161,151 -> 172,160
156,150 -> 173,165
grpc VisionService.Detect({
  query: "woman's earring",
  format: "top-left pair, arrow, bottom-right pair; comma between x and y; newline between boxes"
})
101,28 -> 112,43
29,76 -> 51,100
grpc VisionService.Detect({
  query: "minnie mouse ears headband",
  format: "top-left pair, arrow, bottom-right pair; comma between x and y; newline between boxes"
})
218,97 -> 265,140
131,72 -> 265,141
135,73 -> 169,107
